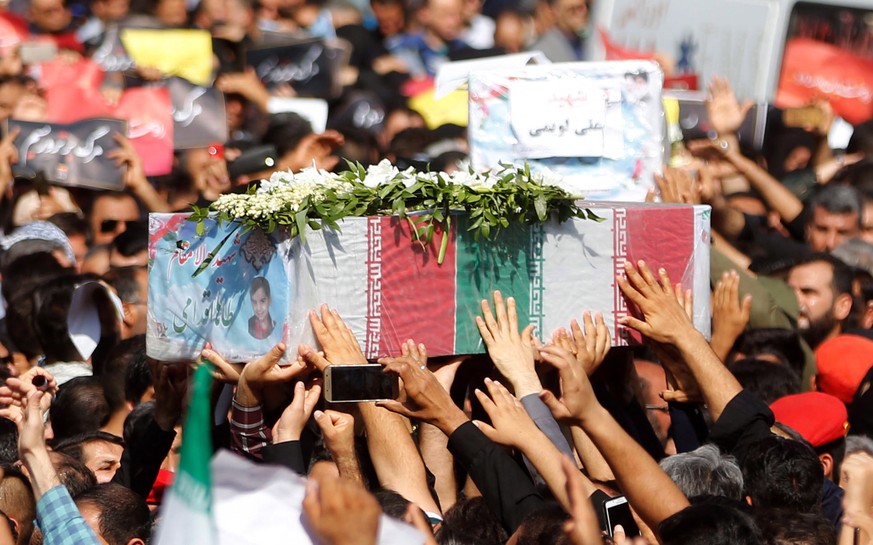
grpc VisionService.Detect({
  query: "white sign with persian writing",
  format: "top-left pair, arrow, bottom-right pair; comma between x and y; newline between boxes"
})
509,79 -> 623,159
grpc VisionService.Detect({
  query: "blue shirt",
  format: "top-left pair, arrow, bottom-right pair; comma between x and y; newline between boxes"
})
36,485 -> 101,545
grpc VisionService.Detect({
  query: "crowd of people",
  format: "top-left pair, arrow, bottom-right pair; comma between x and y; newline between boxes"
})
0,0 -> 869,544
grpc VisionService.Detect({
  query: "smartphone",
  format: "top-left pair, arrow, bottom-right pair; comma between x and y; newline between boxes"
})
227,144 -> 278,179
603,496 -> 640,538
323,364 -> 399,403
19,41 -> 58,65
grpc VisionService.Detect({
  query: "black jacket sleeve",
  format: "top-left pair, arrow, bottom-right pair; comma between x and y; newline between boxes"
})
708,389 -> 775,461
112,418 -> 177,498
262,441 -> 307,474
447,421 -> 545,533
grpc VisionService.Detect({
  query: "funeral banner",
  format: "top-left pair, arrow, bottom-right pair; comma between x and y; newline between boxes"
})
8,117 -> 127,191
168,77 -> 228,149
246,39 -> 342,98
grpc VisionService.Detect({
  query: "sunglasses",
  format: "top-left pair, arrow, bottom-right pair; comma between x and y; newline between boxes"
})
100,219 -> 131,233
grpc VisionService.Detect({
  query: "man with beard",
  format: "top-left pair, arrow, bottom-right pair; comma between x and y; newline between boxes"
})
786,254 -> 854,350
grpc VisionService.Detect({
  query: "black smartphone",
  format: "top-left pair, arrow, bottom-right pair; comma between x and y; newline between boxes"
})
603,496 -> 640,538
323,364 -> 399,403
227,144 -> 278,179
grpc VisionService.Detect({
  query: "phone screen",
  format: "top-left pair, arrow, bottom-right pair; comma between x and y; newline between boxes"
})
603,497 -> 640,537
326,365 -> 398,402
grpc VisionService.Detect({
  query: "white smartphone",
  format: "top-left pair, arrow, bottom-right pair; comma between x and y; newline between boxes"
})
602,496 -> 640,537
323,364 -> 399,403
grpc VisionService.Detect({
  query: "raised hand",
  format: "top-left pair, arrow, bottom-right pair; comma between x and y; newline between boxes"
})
706,76 -> 753,136
537,345 -> 600,426
240,343 -> 310,389
376,351 -> 467,436
273,381 -> 322,442
303,473 -> 381,545
300,306 -> 367,370
569,312 -> 611,376
472,378 -> 540,448
616,260 -> 696,345
475,291 -> 540,397
201,343 -> 244,384
314,409 -> 355,456
710,270 -> 752,361
0,367 -> 57,419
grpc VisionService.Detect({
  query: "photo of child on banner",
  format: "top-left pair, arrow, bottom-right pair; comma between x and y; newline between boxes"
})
147,214 -> 289,363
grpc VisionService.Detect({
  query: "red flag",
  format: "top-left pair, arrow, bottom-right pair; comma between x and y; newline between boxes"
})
777,38 -> 873,125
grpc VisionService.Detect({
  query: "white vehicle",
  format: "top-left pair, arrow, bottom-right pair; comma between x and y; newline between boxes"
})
589,0 -> 873,123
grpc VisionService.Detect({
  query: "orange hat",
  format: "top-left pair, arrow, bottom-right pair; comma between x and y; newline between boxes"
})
770,392 -> 848,448
815,334 -> 873,403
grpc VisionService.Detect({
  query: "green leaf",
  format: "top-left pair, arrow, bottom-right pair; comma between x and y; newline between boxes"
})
534,195 -> 548,221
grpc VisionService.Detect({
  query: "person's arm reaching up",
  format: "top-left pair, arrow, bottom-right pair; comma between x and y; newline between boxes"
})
302,308 -> 441,516
538,344 -> 689,537
5,390 -> 101,545
473,378 -> 596,511
313,409 -> 364,485
617,261 -> 743,423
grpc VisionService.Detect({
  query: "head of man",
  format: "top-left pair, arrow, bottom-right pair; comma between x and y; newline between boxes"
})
75,483 -> 151,545
420,0 -> 465,44
741,435 -> 823,513
805,185 -> 862,252
0,469 -> 35,545
29,0 -> 72,33
54,432 -> 124,484
549,0 -> 587,37
89,193 -> 140,246
786,254 -> 853,349
660,444 -> 744,501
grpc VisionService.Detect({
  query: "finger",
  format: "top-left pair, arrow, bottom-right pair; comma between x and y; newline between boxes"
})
290,381 -> 306,410
636,260 -> 660,291
621,261 -> 652,299
473,387 -> 498,416
406,339 -> 420,361
741,294 -> 753,319
684,289 -> 694,319
616,272 -> 647,308
657,266 -> 673,294
538,389 -> 570,419
617,316 -> 650,335
418,343 -> 428,365
471,420 -> 499,441
485,377 -> 514,406
313,410 -> 334,433
582,311 -> 596,355
614,525 -> 627,545
507,296 -> 520,338
493,291 -> 509,333
302,480 -> 322,522
520,324 -> 536,348
660,390 -> 688,403
299,344 -> 331,372
375,399 -> 413,418
594,312 -> 610,360
645,187 -> 656,203
475,316 -> 495,345
480,298 -> 499,336
304,384 -> 322,413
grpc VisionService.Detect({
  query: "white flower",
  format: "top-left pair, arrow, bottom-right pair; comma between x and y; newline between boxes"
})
536,167 -> 567,189
363,159 -> 400,188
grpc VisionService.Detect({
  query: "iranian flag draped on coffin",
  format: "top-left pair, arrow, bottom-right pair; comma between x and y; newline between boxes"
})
147,204 -> 710,363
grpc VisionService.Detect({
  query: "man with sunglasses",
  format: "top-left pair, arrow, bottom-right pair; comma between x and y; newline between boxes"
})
88,193 -> 139,246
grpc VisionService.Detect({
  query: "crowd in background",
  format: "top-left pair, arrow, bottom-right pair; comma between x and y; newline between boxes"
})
0,0 -> 869,544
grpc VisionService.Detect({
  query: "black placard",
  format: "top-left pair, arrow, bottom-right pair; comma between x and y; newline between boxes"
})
8,118 -> 127,191
168,77 -> 228,149
246,39 -> 340,98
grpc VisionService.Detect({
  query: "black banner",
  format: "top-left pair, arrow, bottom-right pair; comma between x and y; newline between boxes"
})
246,39 -> 342,98
168,77 -> 228,149
8,118 -> 127,191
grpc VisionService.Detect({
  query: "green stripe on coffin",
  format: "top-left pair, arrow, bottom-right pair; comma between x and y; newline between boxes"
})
453,215 -> 534,355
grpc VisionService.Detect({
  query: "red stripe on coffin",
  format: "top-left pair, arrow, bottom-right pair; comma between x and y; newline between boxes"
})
364,216 -> 457,359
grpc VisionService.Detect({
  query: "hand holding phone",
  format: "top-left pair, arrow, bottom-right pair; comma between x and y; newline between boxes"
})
324,364 -> 399,403
603,496 -> 641,538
